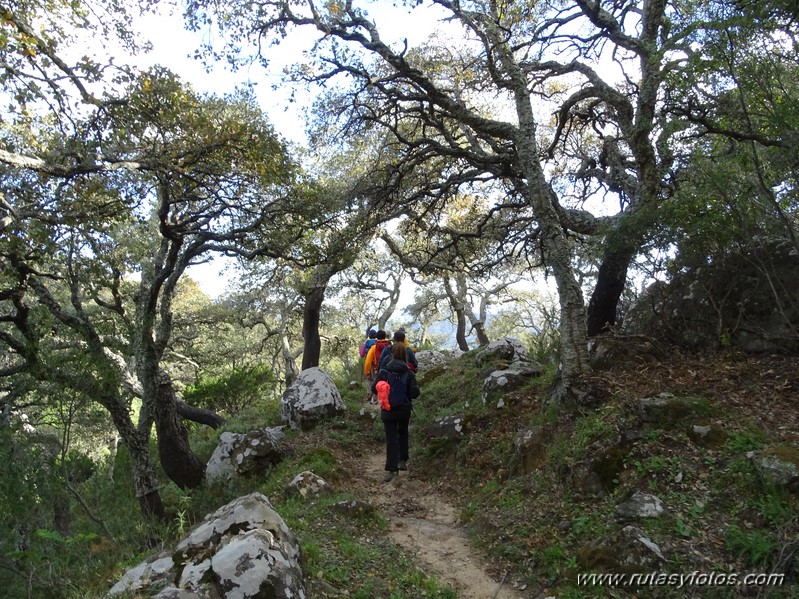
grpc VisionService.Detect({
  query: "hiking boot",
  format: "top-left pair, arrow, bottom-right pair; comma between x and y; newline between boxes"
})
397,461 -> 407,471
383,471 -> 398,483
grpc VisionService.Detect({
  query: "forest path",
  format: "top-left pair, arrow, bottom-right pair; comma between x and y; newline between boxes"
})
355,450 -> 524,599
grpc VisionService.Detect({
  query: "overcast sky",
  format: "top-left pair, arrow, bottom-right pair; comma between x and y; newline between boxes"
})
134,2 -> 452,146
125,2 -> 454,298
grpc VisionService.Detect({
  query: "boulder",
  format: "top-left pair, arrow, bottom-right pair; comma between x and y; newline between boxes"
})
418,364 -> 446,385
510,427 -> 549,474
205,428 -> 285,484
621,240 -> 799,353
357,406 -> 377,423
443,348 -> 466,360
286,471 -> 332,500
578,525 -> 665,572
109,493 -> 304,599
588,335 -> 663,370
638,393 -> 691,426
615,491 -> 665,520
475,337 -> 530,365
280,367 -> 345,430
415,350 -> 450,370
567,461 -> 606,497
747,447 -> 799,494
481,363 -> 545,405
687,423 -> 727,448
423,414 -> 473,440
107,554 -> 174,597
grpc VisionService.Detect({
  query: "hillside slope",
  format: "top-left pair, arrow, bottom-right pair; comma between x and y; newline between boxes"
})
319,346 -> 798,598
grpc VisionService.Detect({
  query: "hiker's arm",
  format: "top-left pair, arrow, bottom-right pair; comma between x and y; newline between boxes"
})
370,370 -> 384,394
408,373 -> 421,399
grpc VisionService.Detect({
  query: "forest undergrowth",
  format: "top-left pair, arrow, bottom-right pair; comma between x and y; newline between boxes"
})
3,347 -> 798,599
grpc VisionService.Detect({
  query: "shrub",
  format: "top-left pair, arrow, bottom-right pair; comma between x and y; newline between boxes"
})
183,363 -> 275,416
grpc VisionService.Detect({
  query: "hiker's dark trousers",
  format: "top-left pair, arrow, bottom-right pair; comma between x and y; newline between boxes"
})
381,404 -> 411,471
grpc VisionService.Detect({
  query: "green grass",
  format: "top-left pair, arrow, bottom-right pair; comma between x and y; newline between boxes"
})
5,349 -> 799,599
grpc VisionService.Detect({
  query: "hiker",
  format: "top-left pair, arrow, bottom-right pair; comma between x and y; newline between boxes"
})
363,330 -> 392,400
371,342 -> 420,482
359,328 -> 378,358
378,329 -> 418,372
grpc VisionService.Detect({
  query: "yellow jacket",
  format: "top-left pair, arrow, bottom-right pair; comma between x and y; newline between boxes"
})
363,340 -> 391,377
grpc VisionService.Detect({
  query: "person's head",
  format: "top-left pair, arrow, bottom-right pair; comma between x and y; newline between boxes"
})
368,329 -> 377,339
376,330 -> 387,340
391,342 -> 407,362
392,330 -> 406,343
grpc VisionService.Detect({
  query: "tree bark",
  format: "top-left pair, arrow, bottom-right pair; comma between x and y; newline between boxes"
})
101,392 -> 166,520
176,401 -> 225,429
499,51 -> 591,394
301,285 -> 326,370
123,425 -> 166,520
282,332 -> 299,387
445,278 -> 470,351
587,245 -> 636,336
52,490 -> 71,537
454,306 -> 469,351
154,375 -> 205,489
473,321 -> 490,347
498,48 -> 591,404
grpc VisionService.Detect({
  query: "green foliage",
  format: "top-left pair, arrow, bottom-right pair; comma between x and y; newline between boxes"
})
183,363 -> 275,416
0,426 -> 53,544
725,525 -> 779,568
724,429 -> 767,453
754,488 -> 797,527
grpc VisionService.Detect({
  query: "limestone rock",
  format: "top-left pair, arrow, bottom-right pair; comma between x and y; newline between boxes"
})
567,461 -> 605,497
638,394 -> 691,426
748,447 -> 799,493
475,337 -> 530,365
414,350 -> 450,371
621,240 -> 799,354
588,335 -> 663,370
578,525 -> 665,572
615,491 -> 665,520
107,554 -> 174,596
205,428 -> 285,484
423,414 -> 472,440
687,423 -> 727,448
109,493 -> 304,599
511,427 -> 549,474
481,363 -> 545,405
286,471 -> 332,500
281,367 -> 345,430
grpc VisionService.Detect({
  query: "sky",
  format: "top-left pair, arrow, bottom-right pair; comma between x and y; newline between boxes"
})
135,2 -> 452,145
130,2 -> 453,299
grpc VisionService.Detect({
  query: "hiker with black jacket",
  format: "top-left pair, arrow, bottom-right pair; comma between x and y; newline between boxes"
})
377,329 -> 418,372
371,342 -> 421,482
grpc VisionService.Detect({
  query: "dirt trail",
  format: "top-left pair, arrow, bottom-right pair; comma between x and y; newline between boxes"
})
359,451 -> 524,599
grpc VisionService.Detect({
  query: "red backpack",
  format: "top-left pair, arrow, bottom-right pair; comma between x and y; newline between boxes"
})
376,380 -> 391,411
370,339 -> 392,378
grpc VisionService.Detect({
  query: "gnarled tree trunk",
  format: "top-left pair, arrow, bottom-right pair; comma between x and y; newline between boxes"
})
587,244 -> 636,336
301,285 -> 326,370
95,388 -> 166,520
153,373 -> 205,489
